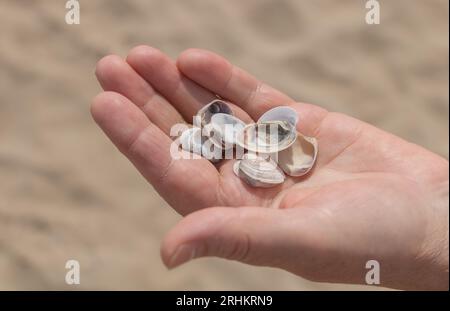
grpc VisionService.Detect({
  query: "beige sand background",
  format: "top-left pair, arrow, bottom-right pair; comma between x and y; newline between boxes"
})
0,0 -> 448,290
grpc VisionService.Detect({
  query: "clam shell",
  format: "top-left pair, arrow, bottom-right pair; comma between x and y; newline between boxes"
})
180,127 -> 203,156
232,160 -> 241,176
201,140 -> 223,163
237,153 -> 285,188
196,99 -> 233,127
258,106 -> 299,127
180,127 -> 222,163
207,113 -> 246,149
236,121 -> 297,153
277,134 -> 318,177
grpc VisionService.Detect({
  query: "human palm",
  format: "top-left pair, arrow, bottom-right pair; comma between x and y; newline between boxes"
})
92,47 -> 449,290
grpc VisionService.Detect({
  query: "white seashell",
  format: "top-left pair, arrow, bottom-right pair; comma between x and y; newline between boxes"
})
201,139 -> 223,163
277,134 -> 318,177
196,99 -> 233,127
207,113 -> 246,149
180,127 -> 203,156
258,106 -> 299,127
236,121 -> 297,153
232,160 -> 241,176
237,153 -> 285,188
180,127 -> 222,163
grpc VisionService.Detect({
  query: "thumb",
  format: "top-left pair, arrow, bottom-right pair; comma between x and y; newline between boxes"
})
161,206 -> 294,269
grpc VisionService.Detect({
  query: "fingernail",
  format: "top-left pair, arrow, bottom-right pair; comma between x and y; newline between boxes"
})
167,244 -> 197,269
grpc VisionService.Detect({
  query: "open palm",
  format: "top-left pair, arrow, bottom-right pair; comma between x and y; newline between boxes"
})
92,47 -> 448,290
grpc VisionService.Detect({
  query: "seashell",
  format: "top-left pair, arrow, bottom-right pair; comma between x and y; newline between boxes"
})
237,153 -> 285,188
277,134 -> 318,177
201,138 -> 223,163
258,106 -> 299,127
180,127 -> 222,163
236,120 -> 297,153
196,99 -> 233,127
232,160 -> 241,176
207,113 -> 246,149
180,127 -> 203,156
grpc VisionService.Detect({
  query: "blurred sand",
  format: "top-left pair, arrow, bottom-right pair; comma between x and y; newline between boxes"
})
0,0 -> 448,290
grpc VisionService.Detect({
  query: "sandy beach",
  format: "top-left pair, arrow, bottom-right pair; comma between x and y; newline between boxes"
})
0,0 -> 448,290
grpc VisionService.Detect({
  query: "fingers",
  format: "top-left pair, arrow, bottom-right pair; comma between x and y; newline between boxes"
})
177,49 -> 294,120
126,46 -> 253,124
177,49 -> 329,136
91,91 -> 221,215
161,206 -> 294,269
126,46 -> 214,121
95,54 -> 184,135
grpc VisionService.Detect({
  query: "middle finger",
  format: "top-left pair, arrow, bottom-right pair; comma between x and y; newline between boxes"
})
126,46 -> 253,124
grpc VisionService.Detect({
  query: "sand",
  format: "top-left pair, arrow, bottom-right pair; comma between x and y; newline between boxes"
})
0,0 -> 448,290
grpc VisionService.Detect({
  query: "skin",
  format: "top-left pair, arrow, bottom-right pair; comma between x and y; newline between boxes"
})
91,46 -> 449,290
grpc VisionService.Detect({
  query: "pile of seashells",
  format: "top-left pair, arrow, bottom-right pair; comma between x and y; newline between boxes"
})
179,100 -> 318,188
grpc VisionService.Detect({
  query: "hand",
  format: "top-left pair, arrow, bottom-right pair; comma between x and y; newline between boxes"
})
92,47 -> 449,290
